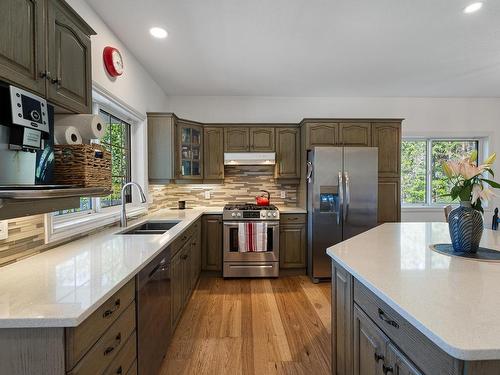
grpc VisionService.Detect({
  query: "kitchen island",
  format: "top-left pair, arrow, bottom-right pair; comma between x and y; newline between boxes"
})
327,222 -> 500,375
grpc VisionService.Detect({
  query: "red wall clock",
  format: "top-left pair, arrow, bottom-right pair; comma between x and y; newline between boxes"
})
103,46 -> 124,77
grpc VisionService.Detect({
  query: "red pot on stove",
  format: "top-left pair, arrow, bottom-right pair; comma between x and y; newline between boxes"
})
256,190 -> 271,206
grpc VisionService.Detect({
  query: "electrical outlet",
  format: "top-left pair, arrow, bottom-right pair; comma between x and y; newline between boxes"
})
280,191 -> 286,199
204,190 -> 211,199
0,221 -> 8,241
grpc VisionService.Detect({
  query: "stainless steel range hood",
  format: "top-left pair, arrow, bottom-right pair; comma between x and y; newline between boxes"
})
224,152 -> 276,166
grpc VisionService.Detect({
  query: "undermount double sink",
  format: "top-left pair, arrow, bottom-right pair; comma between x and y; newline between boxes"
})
118,220 -> 181,235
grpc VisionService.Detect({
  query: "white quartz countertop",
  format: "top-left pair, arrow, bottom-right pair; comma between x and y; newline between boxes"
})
0,208 -> 215,328
327,222 -> 500,361
0,205 -> 305,328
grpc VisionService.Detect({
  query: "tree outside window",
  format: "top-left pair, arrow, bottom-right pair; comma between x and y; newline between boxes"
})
401,139 -> 479,206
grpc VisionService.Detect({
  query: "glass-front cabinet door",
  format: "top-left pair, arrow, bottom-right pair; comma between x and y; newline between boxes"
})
178,122 -> 203,179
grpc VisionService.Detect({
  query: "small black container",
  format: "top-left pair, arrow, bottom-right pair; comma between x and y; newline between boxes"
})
178,200 -> 186,210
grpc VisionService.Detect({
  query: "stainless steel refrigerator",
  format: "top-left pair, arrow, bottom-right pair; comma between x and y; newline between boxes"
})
307,147 -> 378,282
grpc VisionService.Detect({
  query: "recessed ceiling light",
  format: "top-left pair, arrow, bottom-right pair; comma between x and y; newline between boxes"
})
149,27 -> 168,39
463,2 -> 483,14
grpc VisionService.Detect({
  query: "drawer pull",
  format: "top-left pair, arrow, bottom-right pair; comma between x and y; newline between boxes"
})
103,299 -> 121,318
378,308 -> 399,329
287,217 -> 298,221
382,364 -> 394,374
374,352 -> 384,362
103,333 -> 122,356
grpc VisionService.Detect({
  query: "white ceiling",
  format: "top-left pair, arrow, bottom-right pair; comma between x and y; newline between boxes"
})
86,0 -> 500,97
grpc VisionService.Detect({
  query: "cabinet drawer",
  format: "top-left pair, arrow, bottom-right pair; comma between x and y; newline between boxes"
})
66,279 -> 135,370
353,280 -> 459,375
103,332 -> 137,375
171,230 -> 192,256
280,214 -> 306,224
68,302 -> 136,375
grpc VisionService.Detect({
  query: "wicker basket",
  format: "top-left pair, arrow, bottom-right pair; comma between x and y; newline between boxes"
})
54,145 -> 112,189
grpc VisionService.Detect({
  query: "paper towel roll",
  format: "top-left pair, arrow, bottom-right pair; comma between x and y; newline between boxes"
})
54,114 -> 107,143
54,126 -> 83,145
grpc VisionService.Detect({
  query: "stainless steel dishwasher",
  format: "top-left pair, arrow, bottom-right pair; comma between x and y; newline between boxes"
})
137,249 -> 171,375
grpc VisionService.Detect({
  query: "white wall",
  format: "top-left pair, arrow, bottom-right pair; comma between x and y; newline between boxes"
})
66,0 -> 171,203
67,0 -> 169,115
168,96 -> 500,222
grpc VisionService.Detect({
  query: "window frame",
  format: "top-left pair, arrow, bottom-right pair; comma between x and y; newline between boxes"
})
45,85 -> 148,243
401,136 -> 488,208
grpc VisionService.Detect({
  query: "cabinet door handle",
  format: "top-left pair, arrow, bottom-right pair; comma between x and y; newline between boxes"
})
181,254 -> 188,260
115,366 -> 123,375
374,352 -> 384,362
103,332 -> 122,356
382,364 -> 393,374
378,308 -> 399,329
51,77 -> 62,85
39,71 -> 48,79
102,298 -> 121,318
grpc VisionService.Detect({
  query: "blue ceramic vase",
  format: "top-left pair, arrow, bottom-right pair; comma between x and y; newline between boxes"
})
448,201 -> 483,253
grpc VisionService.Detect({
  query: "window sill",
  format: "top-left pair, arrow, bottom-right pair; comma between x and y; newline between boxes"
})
46,205 -> 147,243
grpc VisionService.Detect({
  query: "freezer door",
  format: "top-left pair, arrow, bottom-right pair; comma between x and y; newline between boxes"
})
343,147 -> 378,240
307,147 -> 343,280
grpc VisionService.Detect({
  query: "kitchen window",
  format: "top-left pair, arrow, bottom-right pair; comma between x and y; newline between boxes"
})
46,86 -> 147,243
401,138 -> 483,206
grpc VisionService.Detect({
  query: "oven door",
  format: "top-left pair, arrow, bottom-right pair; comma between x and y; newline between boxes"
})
223,221 -> 279,262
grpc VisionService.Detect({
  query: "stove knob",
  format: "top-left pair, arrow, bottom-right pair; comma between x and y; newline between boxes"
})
237,212 -> 242,217
231,212 -> 236,217
261,212 -> 266,218
267,212 -> 272,217
272,212 -> 277,217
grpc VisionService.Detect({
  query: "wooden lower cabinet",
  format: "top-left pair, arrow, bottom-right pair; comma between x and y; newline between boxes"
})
386,343 -> 423,375
170,246 -> 184,328
332,261 -> 354,375
378,178 -> 401,223
279,214 -> 307,269
202,215 -> 223,271
171,220 -> 202,331
333,261 -> 500,375
353,305 -> 387,375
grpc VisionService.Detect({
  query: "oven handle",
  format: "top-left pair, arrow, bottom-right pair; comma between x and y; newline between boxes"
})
229,265 -> 274,269
223,222 -> 280,227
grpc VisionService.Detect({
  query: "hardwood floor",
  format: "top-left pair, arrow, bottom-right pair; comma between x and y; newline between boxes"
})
160,275 -> 331,375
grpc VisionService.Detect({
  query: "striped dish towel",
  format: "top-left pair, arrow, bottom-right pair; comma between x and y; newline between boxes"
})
238,222 -> 268,252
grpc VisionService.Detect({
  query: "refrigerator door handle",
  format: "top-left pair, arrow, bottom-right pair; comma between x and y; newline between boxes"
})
344,171 -> 350,222
306,161 -> 313,183
338,171 -> 343,225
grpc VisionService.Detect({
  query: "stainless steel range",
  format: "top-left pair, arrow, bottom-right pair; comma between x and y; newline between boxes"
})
223,203 -> 280,278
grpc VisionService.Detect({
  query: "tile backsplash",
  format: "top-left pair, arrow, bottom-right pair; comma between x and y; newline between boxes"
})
0,215 -> 47,266
149,165 -> 299,210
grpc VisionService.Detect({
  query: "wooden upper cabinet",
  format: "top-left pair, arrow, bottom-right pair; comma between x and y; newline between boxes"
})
47,0 -> 93,114
339,123 -> 371,146
275,127 -> 300,180
147,113 -> 175,183
250,127 -> 275,151
224,128 -> 250,152
0,0 -> 46,95
372,122 -> 401,177
177,121 -> 203,179
305,122 -> 339,148
204,127 -> 224,180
